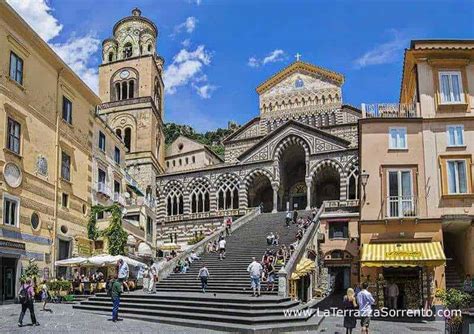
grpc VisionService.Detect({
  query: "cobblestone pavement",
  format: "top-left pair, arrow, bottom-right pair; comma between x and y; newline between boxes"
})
0,302 -> 446,334
0,302 -> 219,334
295,315 -> 445,334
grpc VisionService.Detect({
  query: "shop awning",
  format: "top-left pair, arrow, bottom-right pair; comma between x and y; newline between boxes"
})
361,242 -> 446,267
290,258 -> 316,280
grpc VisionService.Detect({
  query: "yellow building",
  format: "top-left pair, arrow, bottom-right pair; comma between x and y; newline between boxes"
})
0,1 -> 99,303
359,39 -> 474,309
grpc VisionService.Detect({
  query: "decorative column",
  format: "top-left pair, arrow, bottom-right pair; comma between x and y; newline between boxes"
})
238,185 -> 248,210
183,190 -> 191,215
272,181 -> 280,213
339,171 -> 347,201
209,186 -> 218,213
305,177 -> 312,210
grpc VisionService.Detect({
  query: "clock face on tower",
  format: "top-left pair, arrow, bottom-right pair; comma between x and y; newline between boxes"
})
120,70 -> 130,79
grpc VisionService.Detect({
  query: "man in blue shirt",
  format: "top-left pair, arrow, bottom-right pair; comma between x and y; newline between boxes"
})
356,282 -> 375,334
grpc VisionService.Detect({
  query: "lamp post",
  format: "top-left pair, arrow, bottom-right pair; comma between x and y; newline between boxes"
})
360,171 -> 369,201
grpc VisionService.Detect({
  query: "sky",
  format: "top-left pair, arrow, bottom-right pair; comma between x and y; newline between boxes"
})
7,0 -> 474,131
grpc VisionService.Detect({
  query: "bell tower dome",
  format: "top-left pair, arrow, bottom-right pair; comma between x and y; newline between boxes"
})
97,8 -> 165,196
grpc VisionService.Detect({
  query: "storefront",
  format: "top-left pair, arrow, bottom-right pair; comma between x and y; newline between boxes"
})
360,242 -> 446,310
289,258 -> 316,302
0,239 -> 25,304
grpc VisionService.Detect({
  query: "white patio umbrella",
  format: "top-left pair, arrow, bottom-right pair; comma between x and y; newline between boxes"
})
55,257 -> 88,267
85,254 -> 146,268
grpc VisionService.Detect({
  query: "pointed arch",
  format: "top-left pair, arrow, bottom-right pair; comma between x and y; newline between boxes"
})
216,173 -> 240,210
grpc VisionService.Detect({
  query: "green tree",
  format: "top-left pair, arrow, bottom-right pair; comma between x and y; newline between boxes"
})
88,203 -> 127,256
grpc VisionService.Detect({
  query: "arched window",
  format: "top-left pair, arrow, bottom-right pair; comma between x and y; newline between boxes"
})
115,82 -> 121,101
128,80 -> 134,99
124,127 -> 132,151
190,179 -> 210,213
123,43 -> 133,58
115,129 -> 122,139
216,174 -> 240,210
154,78 -> 161,108
121,82 -> 128,100
347,162 -> 359,200
108,52 -> 114,62
166,182 -> 184,216
148,44 -> 152,52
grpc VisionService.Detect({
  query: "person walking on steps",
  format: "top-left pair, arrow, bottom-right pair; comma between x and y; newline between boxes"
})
218,237 -> 226,260
225,217 -> 232,236
342,287 -> 357,334
247,257 -> 263,297
292,209 -> 298,224
111,276 -> 122,322
285,210 -> 292,227
18,278 -> 39,327
198,264 -> 210,293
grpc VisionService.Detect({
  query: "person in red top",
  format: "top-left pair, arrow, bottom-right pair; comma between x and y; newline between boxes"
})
225,217 -> 232,236
18,278 -> 39,327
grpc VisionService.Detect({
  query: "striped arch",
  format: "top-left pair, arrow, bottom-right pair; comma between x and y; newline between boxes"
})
344,156 -> 359,173
215,173 -> 241,210
273,135 -> 310,162
344,156 -> 359,200
310,159 -> 344,178
187,177 -> 212,213
242,168 -> 274,188
186,176 -> 212,192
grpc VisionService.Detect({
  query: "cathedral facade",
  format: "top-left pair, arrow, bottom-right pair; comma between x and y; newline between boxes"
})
156,61 -> 361,246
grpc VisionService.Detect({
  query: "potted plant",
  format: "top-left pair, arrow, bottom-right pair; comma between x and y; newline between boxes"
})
436,288 -> 472,334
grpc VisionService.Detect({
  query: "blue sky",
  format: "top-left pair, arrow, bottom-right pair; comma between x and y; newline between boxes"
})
8,0 -> 474,131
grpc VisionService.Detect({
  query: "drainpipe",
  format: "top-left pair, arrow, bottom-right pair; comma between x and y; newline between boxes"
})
51,67 -> 64,278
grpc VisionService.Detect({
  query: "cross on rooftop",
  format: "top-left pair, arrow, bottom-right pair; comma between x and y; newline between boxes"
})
295,53 -> 302,61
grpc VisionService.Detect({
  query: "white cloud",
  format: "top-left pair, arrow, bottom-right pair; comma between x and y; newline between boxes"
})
164,45 -> 216,98
182,38 -> 191,48
193,83 -> 217,99
7,0 -> 100,93
247,56 -> 259,68
353,30 -> 408,69
172,16 -> 198,36
247,49 -> 287,68
7,0 -> 63,42
52,35 -> 100,93
263,49 -> 286,64
187,0 -> 202,5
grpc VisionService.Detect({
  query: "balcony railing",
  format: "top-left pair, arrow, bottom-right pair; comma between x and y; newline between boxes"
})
361,103 -> 419,118
113,193 -> 127,206
386,196 -> 417,218
96,182 -> 111,197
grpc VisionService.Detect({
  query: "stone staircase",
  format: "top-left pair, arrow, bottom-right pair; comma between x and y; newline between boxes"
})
73,211 -> 323,332
444,247 -> 463,290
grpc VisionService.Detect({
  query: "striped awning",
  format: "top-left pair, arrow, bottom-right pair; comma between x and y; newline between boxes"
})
361,242 -> 446,267
290,258 -> 316,280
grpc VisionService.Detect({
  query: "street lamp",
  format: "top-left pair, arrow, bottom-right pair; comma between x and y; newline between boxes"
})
360,171 -> 369,200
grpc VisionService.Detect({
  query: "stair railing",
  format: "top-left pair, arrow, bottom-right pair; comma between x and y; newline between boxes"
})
278,204 -> 324,297
155,207 -> 261,281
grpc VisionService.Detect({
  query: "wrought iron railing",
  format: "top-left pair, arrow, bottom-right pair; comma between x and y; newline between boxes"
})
385,196 -> 418,218
361,103 -> 419,118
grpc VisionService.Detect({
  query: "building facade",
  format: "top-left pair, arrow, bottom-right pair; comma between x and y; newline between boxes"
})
359,40 -> 474,309
156,61 -> 361,263
0,2 -> 99,303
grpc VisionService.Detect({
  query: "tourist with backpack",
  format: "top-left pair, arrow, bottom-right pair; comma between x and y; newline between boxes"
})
18,278 -> 39,327
225,217 -> 232,236
198,264 -> 210,293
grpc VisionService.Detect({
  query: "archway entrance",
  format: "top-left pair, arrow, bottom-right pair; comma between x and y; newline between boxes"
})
279,144 -> 306,210
312,165 -> 340,208
247,174 -> 272,212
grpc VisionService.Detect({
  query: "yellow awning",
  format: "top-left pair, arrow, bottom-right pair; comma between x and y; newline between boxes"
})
361,242 -> 446,267
291,258 -> 316,279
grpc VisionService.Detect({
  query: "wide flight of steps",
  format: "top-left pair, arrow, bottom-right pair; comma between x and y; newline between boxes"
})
74,211 -> 323,332
156,211 -> 307,295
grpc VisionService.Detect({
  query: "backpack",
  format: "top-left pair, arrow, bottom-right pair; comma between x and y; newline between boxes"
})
18,285 -> 29,304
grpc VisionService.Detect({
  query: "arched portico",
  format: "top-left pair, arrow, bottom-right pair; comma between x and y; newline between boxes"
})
245,170 -> 273,213
310,160 -> 342,208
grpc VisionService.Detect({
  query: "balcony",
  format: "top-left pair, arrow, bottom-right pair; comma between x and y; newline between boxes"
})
361,103 -> 420,118
96,182 -> 111,197
385,196 -> 418,218
113,192 -> 127,206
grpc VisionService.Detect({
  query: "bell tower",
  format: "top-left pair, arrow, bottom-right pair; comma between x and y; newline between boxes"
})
98,8 -> 165,195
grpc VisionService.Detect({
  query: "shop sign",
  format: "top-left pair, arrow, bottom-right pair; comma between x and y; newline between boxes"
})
76,239 -> 92,256
385,250 -> 422,258
0,239 -> 26,250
